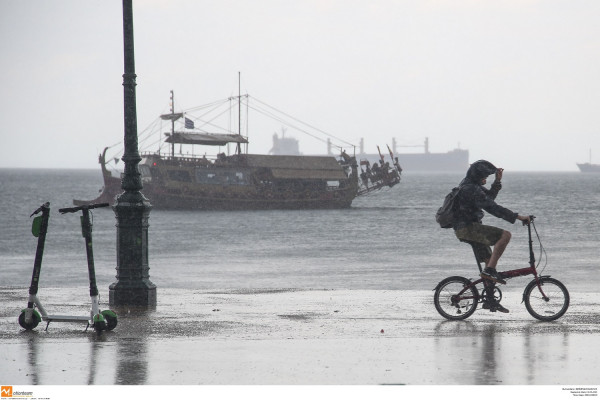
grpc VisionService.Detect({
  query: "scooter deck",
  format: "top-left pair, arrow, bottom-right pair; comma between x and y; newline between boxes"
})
43,315 -> 90,323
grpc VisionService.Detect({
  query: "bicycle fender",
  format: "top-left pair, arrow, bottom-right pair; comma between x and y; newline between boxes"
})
521,275 -> 552,303
433,276 -> 473,291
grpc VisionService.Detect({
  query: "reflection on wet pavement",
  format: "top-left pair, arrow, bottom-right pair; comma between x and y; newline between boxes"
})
1,288 -> 599,385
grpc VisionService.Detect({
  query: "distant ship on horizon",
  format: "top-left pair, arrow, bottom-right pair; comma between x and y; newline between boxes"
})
272,135 -> 469,172
362,137 -> 468,172
576,150 -> 600,173
577,163 -> 600,172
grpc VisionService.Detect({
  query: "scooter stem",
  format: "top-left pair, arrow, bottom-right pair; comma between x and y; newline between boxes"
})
81,208 -> 100,298
28,203 -> 50,300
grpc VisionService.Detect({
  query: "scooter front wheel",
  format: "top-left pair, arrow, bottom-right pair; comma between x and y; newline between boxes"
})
101,310 -> 118,331
18,310 -> 41,330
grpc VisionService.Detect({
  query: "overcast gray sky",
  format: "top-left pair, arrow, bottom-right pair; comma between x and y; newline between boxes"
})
1,0 -> 599,171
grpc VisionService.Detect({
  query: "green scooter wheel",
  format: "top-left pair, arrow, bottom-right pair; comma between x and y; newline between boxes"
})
101,310 -> 118,331
18,310 -> 41,330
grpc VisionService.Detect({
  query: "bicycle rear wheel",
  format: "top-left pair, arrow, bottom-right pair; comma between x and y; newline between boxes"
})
524,277 -> 569,321
434,276 -> 479,320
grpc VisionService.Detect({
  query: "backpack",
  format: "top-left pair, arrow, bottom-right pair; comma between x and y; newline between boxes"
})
435,186 -> 461,228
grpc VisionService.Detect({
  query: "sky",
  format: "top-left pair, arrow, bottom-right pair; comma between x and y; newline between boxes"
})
1,0 -> 599,171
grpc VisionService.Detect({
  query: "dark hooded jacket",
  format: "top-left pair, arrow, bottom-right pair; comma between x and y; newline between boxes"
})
452,160 -> 518,230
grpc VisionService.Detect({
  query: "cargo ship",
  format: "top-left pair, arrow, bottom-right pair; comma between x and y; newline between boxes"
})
352,137 -> 468,172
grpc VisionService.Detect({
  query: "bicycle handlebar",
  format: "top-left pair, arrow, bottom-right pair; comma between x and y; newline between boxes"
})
58,203 -> 110,214
30,202 -> 50,217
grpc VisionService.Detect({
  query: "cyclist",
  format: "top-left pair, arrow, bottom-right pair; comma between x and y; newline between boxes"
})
452,160 -> 530,312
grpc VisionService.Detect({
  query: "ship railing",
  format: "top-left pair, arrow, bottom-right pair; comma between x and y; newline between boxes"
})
140,151 -> 218,164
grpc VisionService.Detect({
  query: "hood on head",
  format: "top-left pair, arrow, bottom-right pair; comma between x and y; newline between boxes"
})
466,160 -> 497,182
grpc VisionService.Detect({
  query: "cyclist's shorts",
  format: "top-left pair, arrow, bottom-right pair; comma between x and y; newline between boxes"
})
455,223 -> 504,263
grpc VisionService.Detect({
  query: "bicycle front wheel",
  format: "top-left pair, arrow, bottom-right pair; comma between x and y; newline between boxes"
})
524,277 -> 570,321
434,276 -> 479,320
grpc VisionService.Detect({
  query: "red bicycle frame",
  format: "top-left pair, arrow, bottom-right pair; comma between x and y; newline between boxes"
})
458,216 -> 550,302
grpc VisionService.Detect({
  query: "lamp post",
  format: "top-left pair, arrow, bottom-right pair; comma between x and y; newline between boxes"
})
109,0 -> 156,306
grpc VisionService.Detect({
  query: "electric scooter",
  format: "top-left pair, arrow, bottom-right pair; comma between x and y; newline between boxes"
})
18,202 -> 117,332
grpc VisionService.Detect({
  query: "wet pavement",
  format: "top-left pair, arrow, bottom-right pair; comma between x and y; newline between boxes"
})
1,286 -> 599,385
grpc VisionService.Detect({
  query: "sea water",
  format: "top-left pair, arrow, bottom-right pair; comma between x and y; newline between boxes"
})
0,168 -> 598,292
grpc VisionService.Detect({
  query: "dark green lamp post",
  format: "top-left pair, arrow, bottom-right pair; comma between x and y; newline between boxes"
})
109,0 -> 156,306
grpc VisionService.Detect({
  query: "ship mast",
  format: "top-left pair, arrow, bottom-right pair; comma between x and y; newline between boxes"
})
237,71 -> 242,155
159,90 -> 183,158
170,90 -> 175,158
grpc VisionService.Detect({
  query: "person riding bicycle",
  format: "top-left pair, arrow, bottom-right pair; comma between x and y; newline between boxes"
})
452,160 -> 530,311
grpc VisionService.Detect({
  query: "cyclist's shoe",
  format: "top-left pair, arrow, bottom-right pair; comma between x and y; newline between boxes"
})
482,301 -> 509,313
481,268 -> 507,285
493,304 -> 510,313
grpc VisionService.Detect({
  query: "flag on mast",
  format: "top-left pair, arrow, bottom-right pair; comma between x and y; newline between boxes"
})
185,117 -> 194,129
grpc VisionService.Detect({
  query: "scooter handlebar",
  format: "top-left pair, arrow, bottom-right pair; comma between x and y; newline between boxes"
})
58,203 -> 110,214
30,202 -> 50,217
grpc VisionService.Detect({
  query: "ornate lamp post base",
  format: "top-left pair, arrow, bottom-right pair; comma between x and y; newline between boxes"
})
109,282 -> 156,306
109,281 -> 156,306
109,193 -> 156,306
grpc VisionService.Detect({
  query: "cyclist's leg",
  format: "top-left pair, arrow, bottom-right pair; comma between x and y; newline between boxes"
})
456,225 -> 510,310
487,230 -> 511,269
469,242 -> 492,267
456,224 -> 508,267
455,224 -> 507,283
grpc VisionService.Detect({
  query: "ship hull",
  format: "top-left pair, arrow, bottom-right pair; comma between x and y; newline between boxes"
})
75,183 -> 355,210
577,163 -> 600,173
141,190 -> 355,210
74,152 -> 359,210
